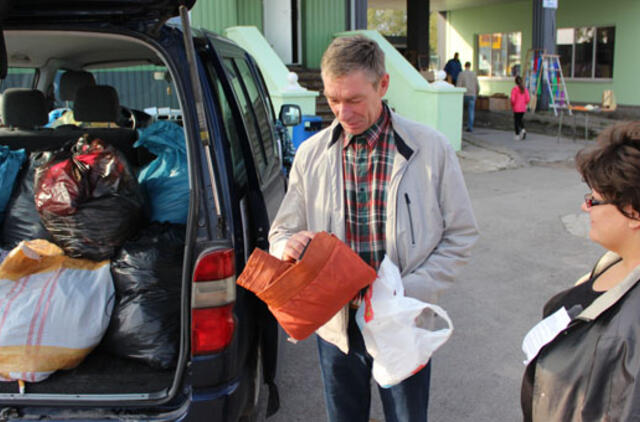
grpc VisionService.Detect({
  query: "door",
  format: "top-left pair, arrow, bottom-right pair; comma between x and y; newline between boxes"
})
263,0 -> 300,64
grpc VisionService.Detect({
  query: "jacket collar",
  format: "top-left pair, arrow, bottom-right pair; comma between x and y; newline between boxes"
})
327,108 -> 415,161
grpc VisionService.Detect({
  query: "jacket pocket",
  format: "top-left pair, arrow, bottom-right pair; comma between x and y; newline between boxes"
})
404,193 -> 416,246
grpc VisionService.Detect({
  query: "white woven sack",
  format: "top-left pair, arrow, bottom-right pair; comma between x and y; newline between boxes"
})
0,240 -> 114,382
356,255 -> 453,388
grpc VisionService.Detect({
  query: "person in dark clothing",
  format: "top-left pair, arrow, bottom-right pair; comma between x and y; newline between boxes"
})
444,52 -> 462,85
521,121 -> 640,421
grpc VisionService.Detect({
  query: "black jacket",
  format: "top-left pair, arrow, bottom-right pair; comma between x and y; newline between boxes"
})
524,252 -> 640,421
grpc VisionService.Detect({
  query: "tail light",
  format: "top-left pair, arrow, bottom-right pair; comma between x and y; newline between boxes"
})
191,248 -> 236,355
192,305 -> 234,354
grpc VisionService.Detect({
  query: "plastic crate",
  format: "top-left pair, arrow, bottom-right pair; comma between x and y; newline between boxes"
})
291,115 -> 322,149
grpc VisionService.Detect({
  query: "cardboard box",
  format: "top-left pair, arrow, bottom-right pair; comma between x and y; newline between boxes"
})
489,97 -> 510,111
476,96 -> 489,111
602,89 -> 617,111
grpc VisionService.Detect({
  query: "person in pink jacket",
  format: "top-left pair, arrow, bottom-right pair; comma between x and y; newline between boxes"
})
510,75 -> 530,140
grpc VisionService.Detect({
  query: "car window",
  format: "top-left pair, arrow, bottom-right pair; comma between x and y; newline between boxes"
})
1,68 -> 37,90
223,58 -> 267,178
91,65 -> 179,111
209,71 -> 249,191
233,59 -> 278,169
52,66 -> 180,119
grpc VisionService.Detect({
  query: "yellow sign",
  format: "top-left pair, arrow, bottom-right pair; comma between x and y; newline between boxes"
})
492,34 -> 502,49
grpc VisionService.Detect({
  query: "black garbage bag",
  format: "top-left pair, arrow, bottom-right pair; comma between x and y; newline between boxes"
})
103,223 -> 186,369
1,151 -> 57,248
34,137 -> 144,261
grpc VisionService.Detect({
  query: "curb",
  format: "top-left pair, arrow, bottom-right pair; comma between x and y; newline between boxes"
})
461,133 -> 526,168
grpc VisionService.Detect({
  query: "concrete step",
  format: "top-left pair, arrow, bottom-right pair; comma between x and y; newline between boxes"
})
288,65 -> 333,127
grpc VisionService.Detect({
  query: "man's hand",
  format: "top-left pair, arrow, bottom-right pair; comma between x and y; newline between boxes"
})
282,231 -> 316,262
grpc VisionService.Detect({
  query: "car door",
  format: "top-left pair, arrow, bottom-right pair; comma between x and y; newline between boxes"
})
198,35 -> 282,419
211,41 -> 286,224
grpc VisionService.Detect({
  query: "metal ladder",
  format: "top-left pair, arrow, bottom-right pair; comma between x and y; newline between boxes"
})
541,54 -> 571,117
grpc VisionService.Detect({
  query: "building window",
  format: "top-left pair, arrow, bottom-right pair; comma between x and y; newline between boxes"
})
556,26 -> 615,79
476,32 -> 521,77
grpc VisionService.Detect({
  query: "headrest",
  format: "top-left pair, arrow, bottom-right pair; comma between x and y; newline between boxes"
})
73,85 -> 120,122
1,88 -> 48,128
59,70 -> 96,101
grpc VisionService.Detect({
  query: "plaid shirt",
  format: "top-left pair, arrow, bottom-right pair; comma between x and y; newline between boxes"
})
342,103 -> 396,274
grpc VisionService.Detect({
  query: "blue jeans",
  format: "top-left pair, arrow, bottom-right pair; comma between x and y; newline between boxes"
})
463,95 -> 476,131
316,309 -> 431,422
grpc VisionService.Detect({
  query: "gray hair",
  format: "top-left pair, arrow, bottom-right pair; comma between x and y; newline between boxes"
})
320,35 -> 386,85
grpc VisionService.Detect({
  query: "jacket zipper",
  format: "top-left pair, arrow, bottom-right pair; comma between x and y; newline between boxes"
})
404,193 -> 416,245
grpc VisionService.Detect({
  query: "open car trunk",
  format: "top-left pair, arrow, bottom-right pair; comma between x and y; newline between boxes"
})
0,25 -> 193,409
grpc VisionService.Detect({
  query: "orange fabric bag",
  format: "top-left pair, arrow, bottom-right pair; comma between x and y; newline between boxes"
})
237,232 -> 376,340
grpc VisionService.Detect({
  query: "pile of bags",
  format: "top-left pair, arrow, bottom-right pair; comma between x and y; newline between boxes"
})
0,123 -> 189,382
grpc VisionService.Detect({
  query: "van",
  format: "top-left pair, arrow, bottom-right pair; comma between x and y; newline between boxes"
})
0,0 -> 300,420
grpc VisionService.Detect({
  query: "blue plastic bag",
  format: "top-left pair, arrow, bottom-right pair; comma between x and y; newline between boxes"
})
0,146 -> 26,223
134,121 -> 189,224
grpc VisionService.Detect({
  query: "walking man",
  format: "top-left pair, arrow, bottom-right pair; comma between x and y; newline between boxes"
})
444,52 -> 462,85
456,61 -> 479,132
269,35 -> 478,422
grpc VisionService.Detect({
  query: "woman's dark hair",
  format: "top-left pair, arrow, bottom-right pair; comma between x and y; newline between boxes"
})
515,75 -> 524,93
576,121 -> 640,219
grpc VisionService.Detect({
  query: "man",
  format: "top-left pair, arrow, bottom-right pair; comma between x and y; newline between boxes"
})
269,35 -> 478,421
444,52 -> 462,85
456,61 -> 479,132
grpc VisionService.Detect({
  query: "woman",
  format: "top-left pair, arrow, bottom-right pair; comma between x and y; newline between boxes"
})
510,76 -> 530,141
521,121 -> 640,421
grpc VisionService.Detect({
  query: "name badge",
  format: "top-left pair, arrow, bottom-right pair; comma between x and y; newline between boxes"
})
522,307 -> 571,365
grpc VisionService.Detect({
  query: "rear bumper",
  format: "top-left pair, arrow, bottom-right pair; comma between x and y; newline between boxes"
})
184,380 -> 240,422
2,378 -> 243,422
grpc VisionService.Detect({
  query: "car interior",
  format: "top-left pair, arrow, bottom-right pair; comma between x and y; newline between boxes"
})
1,30 -> 183,160
0,28 -> 185,395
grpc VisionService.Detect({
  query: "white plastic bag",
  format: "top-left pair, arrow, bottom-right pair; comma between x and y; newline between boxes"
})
356,255 -> 453,388
0,240 -> 114,383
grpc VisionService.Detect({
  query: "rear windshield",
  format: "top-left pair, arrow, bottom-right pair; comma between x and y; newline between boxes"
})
53,65 -> 180,120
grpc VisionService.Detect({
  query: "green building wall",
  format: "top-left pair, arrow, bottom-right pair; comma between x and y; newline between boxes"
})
446,1 -> 531,101
191,0 -> 344,68
237,0 -> 264,31
302,0 -> 347,68
555,0 -> 638,106
447,0 -> 640,106
191,0 -> 263,33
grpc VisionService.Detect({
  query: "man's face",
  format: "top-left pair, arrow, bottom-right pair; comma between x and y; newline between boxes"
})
322,70 -> 389,136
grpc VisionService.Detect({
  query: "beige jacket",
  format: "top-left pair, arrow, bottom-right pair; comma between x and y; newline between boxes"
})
268,111 -> 479,353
